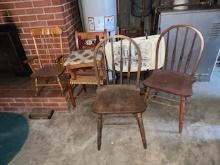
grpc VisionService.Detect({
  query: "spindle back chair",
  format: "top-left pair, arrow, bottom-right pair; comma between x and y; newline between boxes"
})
93,35 -> 147,150
28,26 -> 65,96
144,25 -> 204,133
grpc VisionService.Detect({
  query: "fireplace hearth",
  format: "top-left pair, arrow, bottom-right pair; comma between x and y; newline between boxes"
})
0,24 -> 32,77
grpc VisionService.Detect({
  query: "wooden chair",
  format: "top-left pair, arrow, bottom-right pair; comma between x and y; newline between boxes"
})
143,25 -> 205,133
27,26 -> 65,96
75,31 -> 107,50
67,31 -> 107,106
93,35 -> 147,150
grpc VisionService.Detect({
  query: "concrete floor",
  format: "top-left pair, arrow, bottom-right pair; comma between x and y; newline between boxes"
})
10,68 -> 220,165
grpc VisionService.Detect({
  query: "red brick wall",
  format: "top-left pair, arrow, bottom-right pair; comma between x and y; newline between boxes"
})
0,0 -> 82,69
0,97 -> 69,112
63,0 -> 82,51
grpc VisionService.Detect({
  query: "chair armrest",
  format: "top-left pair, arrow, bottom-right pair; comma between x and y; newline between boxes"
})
24,56 -> 38,73
55,55 -> 63,62
24,56 -> 38,64
55,55 -> 67,64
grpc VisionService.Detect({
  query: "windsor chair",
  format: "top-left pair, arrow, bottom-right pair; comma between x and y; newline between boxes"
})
93,35 -> 147,150
143,25 -> 205,133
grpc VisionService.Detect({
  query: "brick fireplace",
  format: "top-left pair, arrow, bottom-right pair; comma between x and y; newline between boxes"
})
0,0 -> 82,112
0,0 -> 82,69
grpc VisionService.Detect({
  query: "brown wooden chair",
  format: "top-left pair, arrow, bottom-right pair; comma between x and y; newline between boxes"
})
66,31 -> 107,106
93,35 -> 147,150
27,26 -> 65,96
143,25 -> 205,133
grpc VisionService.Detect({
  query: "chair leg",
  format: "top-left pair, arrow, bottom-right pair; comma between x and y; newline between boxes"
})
97,114 -> 103,151
69,84 -> 76,107
179,96 -> 186,133
35,78 -> 39,96
153,90 -> 159,98
69,84 -> 85,107
82,84 -> 87,92
57,76 -> 64,95
144,87 -> 151,105
136,113 -> 147,149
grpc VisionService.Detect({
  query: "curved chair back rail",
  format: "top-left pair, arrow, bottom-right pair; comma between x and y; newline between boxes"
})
94,35 -> 142,88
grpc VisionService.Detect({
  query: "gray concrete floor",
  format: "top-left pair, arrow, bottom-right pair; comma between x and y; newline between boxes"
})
10,68 -> 220,165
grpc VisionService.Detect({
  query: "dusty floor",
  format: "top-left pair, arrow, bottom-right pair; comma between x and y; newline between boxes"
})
9,68 -> 220,165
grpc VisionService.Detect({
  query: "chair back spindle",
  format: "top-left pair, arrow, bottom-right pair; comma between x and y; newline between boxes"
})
120,40 -> 123,84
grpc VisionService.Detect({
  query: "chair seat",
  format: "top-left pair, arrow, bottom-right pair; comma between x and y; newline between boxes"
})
75,68 -> 96,76
143,70 -> 195,97
32,64 -> 65,78
70,68 -> 105,85
93,85 -> 146,114
70,75 -> 104,85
